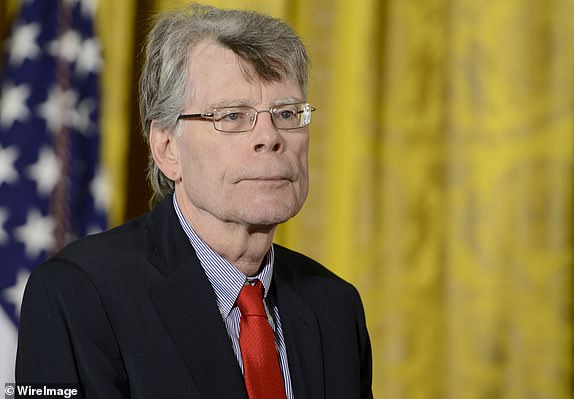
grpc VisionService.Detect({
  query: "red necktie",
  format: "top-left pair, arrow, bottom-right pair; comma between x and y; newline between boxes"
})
236,280 -> 287,399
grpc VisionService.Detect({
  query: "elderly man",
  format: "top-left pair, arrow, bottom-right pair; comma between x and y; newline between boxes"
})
17,4 -> 372,399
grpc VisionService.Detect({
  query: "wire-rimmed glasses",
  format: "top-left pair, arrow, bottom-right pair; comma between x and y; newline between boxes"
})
177,102 -> 316,133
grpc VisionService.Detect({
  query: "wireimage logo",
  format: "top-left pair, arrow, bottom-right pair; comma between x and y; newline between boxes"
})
4,383 -> 82,399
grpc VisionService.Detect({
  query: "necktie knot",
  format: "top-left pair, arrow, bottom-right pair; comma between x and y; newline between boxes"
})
236,280 -> 267,318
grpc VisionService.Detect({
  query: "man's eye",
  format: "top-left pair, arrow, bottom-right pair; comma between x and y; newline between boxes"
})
279,110 -> 296,119
223,112 -> 240,121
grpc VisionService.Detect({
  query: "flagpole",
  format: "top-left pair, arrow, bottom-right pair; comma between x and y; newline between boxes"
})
50,0 -> 72,254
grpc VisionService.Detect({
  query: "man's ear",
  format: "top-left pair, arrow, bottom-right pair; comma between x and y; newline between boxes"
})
149,122 -> 182,182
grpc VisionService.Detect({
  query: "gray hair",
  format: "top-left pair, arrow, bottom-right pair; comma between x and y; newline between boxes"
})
139,3 -> 309,205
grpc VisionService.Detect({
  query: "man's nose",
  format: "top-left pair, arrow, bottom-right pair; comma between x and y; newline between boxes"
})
252,111 -> 283,152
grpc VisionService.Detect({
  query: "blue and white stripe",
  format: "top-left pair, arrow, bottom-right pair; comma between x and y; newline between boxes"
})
173,195 -> 294,398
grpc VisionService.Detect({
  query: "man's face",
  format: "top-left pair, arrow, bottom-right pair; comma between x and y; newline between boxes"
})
172,41 -> 309,230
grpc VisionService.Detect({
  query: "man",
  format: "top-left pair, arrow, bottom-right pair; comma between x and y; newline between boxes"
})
16,4 -> 372,398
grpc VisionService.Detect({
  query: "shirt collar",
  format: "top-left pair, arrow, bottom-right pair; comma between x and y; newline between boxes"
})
172,195 -> 274,318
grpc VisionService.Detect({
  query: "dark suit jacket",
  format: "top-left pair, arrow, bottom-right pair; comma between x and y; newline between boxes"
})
16,196 -> 372,398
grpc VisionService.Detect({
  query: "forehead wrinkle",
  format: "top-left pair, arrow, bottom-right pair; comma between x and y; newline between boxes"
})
186,43 -> 304,112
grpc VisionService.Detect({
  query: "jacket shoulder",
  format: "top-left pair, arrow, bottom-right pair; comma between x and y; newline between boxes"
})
273,243 -> 358,295
57,213 -> 150,267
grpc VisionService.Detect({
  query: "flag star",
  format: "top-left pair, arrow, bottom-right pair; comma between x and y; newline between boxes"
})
3,269 -> 30,317
48,30 -> 82,63
80,0 -> 98,17
75,38 -> 102,76
0,83 -> 31,129
37,86 -> 78,134
26,147 -> 61,196
71,97 -> 95,133
7,23 -> 41,66
0,208 -> 9,245
90,167 -> 110,213
14,209 -> 55,259
0,145 -> 20,186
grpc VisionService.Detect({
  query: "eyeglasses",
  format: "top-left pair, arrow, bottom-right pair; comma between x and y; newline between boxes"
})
177,102 -> 316,133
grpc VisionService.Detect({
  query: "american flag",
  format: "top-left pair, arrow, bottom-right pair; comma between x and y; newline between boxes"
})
0,0 -> 107,382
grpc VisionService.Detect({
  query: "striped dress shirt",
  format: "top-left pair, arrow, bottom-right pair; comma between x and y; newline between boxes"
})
173,196 -> 294,398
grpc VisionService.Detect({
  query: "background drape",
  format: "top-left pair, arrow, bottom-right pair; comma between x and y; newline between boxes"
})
3,0 -> 573,397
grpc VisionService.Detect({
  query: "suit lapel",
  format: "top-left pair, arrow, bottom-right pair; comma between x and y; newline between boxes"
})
274,259 -> 325,399
146,198 -> 247,399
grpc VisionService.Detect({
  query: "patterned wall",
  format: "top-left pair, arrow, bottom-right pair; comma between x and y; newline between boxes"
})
274,1 -> 574,397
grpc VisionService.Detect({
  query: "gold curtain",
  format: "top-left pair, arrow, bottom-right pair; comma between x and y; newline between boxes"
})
99,0 -> 574,398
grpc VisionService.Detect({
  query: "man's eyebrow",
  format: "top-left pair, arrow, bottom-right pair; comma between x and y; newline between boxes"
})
207,97 -> 305,110
270,97 -> 304,106
207,99 -> 253,109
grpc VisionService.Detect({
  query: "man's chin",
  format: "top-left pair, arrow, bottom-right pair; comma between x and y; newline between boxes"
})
243,215 -> 293,230
239,208 -> 300,230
